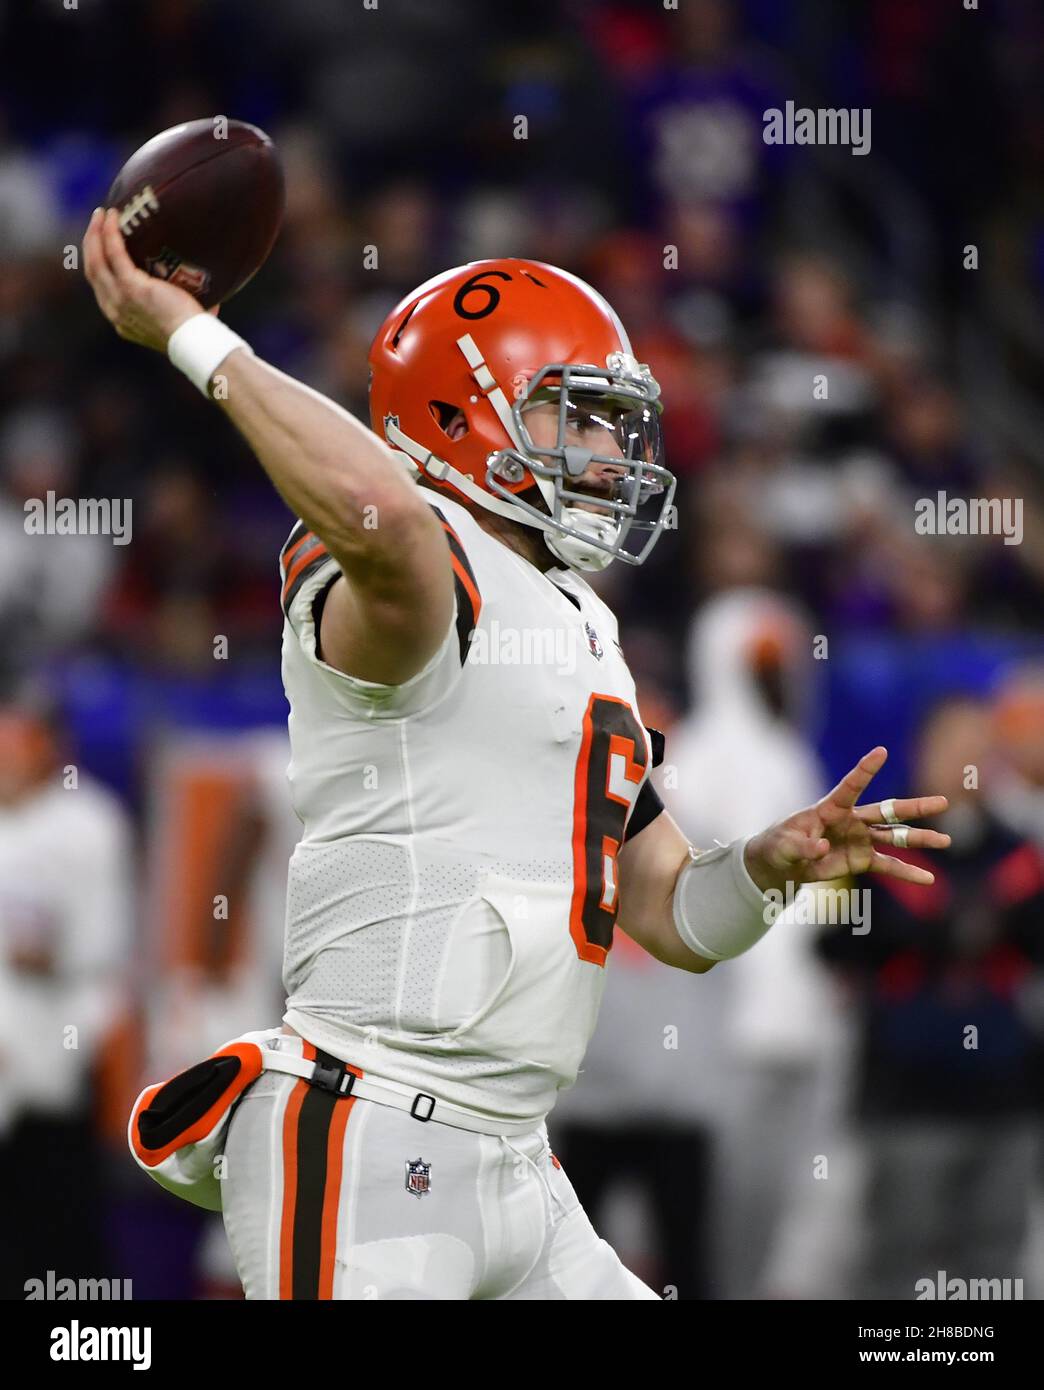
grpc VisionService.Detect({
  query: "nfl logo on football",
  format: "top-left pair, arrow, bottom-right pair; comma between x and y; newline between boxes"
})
405,1158 -> 431,1198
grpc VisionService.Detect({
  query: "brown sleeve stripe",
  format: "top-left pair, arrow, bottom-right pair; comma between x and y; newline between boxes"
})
431,508 -> 481,663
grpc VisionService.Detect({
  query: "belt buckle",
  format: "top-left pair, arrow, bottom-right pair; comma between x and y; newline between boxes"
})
310,1055 -> 355,1097
410,1092 -> 436,1122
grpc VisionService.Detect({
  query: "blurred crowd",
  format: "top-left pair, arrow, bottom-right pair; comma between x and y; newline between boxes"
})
1,0 -> 1042,688
1,0 -> 1043,1300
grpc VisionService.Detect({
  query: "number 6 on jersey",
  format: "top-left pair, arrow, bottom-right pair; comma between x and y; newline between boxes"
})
570,694 -> 649,965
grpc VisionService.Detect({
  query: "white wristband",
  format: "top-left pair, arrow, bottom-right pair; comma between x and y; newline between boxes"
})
672,837 -> 772,962
167,314 -> 253,397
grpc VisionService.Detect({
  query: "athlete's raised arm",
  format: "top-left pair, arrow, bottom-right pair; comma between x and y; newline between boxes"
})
82,207 -> 452,685
618,746 -> 950,973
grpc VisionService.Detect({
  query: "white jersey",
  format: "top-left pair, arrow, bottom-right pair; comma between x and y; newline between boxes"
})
278,494 -> 654,1129
0,777 -> 132,1127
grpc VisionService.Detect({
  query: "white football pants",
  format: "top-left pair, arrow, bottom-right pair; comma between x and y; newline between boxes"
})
221,1066 -> 660,1300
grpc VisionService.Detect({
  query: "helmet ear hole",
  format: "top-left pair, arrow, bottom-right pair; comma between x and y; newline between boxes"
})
429,401 -> 468,439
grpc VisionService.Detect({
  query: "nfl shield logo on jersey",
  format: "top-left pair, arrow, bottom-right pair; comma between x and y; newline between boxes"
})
585,622 -> 604,660
405,1158 -> 431,1198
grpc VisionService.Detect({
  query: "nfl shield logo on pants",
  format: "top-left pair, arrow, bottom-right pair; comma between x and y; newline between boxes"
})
405,1158 -> 431,1197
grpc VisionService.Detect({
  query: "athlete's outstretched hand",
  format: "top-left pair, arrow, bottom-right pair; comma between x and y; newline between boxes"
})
743,746 -> 950,894
82,206 -> 208,351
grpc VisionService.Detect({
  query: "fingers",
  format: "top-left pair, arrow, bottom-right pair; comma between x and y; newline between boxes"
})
792,834 -> 830,861
83,207 -> 148,323
854,795 -> 949,824
824,746 -> 888,811
869,851 -> 935,886
869,826 -> 951,851
83,208 -> 118,310
767,829 -> 831,866
100,206 -> 146,290
81,206 -> 100,276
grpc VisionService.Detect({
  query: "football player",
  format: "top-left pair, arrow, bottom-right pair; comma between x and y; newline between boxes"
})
84,208 -> 950,1299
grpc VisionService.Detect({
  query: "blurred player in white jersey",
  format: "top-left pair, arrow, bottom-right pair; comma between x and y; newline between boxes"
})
0,690 -> 132,1297
84,207 -> 951,1299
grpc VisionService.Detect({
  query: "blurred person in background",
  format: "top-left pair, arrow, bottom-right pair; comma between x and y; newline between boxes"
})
990,664 -> 1044,847
741,255 -> 881,564
0,688 -> 133,1298
0,407 -> 114,686
146,726 -> 299,1300
623,0 -> 787,232
140,729 -> 298,1083
989,663 -> 1044,1285
103,463 -> 232,672
668,589 -> 843,1298
817,696 -> 1044,1300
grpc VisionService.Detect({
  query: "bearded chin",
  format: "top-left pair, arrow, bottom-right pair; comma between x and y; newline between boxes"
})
543,509 -> 620,571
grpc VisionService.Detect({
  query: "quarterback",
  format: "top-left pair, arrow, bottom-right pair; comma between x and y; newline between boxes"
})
83,208 -> 949,1300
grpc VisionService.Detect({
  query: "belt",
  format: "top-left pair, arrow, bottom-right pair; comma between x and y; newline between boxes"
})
259,1044 -> 541,1138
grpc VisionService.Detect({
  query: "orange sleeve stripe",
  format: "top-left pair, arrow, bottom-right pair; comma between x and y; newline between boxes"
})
450,554 -> 482,622
280,530 -> 312,579
435,515 -> 482,637
281,536 -> 329,605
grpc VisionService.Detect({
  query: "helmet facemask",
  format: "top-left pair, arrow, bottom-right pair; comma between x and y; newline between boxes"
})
486,358 -> 676,571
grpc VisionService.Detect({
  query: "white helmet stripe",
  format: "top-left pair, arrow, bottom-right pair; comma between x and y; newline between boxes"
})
484,385 -> 524,449
456,333 -> 484,367
455,333 -> 524,450
383,417 -> 553,531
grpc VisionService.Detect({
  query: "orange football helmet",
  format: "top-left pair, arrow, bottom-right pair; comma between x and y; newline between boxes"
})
368,259 -> 675,570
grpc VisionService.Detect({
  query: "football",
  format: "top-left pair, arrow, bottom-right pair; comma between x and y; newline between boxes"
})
105,117 -> 284,309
